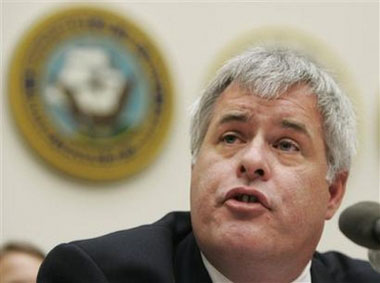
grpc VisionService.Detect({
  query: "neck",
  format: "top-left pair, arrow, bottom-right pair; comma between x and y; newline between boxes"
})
203,248 -> 312,283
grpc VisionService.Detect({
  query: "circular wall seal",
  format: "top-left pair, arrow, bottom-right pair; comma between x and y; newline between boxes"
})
8,6 -> 173,181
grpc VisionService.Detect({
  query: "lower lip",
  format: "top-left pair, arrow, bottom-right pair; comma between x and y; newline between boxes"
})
224,199 -> 267,216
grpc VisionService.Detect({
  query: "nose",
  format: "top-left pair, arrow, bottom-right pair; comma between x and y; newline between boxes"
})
237,139 -> 271,182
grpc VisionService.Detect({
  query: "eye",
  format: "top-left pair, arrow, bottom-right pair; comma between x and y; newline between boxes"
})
221,133 -> 241,144
274,139 -> 300,152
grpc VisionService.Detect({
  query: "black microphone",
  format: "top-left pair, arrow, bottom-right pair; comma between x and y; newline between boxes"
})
338,201 -> 380,250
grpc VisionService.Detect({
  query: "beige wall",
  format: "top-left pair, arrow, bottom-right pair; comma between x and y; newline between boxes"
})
1,1 -> 379,261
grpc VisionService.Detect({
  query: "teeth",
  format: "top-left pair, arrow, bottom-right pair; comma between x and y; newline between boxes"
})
249,195 -> 257,203
236,194 -> 258,203
242,195 -> 249,203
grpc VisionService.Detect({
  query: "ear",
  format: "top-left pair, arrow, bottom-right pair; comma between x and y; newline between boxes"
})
191,156 -> 197,170
325,171 -> 349,220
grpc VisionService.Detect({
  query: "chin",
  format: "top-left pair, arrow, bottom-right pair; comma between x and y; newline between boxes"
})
201,222 -> 273,256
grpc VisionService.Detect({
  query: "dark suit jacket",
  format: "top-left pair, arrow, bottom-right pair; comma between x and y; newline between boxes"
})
38,211 -> 380,283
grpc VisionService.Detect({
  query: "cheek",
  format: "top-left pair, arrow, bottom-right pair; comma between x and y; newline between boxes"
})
191,159 -> 222,205
191,150 -> 231,190
190,160 -> 218,235
275,168 -> 330,227
190,155 -> 236,218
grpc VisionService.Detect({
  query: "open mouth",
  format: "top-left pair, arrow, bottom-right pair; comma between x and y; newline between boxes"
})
224,187 -> 270,211
233,194 -> 258,203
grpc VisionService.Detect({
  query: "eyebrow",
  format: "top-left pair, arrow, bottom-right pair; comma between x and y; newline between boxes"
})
218,112 -> 249,124
281,119 -> 311,138
216,114 -> 312,138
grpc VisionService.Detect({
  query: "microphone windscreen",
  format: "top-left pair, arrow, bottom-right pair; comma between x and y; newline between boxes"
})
339,201 -> 380,250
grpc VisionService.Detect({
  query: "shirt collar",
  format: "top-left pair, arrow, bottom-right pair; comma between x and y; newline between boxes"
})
201,252 -> 312,283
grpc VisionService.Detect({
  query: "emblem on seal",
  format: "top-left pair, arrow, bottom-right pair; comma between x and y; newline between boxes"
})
9,7 -> 173,181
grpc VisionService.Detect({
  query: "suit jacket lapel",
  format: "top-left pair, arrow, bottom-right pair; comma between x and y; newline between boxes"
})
174,232 -> 212,283
311,252 -> 335,283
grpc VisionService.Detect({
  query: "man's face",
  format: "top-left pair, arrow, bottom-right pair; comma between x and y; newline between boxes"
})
190,83 -> 346,262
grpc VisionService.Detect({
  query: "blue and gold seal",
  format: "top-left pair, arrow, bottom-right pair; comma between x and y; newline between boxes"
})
9,7 -> 173,181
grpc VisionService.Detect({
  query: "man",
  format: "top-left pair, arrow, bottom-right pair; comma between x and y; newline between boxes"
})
0,241 -> 45,283
37,47 -> 380,282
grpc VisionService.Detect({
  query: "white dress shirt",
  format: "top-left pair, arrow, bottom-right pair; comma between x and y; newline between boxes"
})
201,253 -> 312,283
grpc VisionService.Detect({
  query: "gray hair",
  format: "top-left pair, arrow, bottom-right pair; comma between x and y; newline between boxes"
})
190,46 -> 356,182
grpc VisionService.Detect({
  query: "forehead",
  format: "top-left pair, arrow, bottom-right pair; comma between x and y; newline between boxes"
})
211,83 -> 323,129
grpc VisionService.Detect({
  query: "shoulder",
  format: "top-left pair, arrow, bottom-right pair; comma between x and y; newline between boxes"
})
73,211 -> 191,255
312,251 -> 380,283
38,211 -> 192,283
